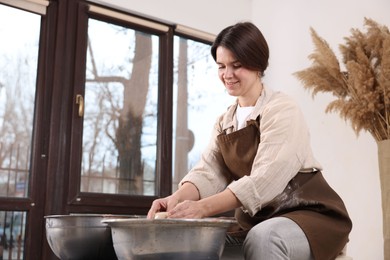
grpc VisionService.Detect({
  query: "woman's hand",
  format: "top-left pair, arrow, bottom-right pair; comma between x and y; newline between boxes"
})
169,200 -> 206,219
146,195 -> 180,219
147,182 -> 200,219
169,189 -> 241,219
147,187 -> 241,219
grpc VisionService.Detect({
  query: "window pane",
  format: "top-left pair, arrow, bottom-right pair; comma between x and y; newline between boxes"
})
0,5 -> 40,198
172,37 -> 234,191
0,210 -> 27,260
81,18 -> 159,196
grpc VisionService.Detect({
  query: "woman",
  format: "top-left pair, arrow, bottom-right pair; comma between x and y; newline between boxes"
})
147,22 -> 352,260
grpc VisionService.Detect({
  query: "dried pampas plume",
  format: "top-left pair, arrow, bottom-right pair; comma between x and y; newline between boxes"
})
295,18 -> 390,142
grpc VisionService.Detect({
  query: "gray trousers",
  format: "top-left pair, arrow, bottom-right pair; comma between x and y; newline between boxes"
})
221,217 -> 314,260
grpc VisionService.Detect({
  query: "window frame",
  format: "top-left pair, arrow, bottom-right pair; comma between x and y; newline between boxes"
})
67,3 -> 175,214
63,3 -> 220,215
0,1 -> 219,258
0,0 -> 55,258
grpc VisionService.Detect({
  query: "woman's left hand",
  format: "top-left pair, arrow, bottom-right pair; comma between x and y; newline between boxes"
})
168,200 -> 206,219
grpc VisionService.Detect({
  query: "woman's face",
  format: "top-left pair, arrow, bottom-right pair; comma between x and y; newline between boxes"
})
216,46 -> 262,106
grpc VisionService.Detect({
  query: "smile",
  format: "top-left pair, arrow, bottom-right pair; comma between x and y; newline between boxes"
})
225,81 -> 238,86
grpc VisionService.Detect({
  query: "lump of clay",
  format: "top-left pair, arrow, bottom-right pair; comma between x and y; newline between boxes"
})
154,212 -> 169,219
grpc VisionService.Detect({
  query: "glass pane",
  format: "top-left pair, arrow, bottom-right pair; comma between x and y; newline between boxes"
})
172,37 -> 235,191
81,18 -> 159,196
0,5 -> 40,198
0,210 -> 27,260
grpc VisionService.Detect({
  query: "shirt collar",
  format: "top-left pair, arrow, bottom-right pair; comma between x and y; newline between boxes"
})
220,85 -> 275,131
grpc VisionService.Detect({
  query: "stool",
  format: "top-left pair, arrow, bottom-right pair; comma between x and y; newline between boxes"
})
221,245 -> 352,260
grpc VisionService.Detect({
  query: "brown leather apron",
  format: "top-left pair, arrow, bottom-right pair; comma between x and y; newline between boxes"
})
217,118 -> 352,260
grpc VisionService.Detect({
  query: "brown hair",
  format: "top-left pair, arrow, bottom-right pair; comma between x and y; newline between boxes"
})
211,22 -> 269,76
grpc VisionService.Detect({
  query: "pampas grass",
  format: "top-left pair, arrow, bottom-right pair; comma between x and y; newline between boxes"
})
295,18 -> 390,142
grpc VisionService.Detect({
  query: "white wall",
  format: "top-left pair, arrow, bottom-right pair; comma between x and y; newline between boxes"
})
93,0 -> 389,259
253,1 -> 389,259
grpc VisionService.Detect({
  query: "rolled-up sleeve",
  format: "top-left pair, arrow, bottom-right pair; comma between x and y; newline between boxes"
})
180,90 -> 321,217
179,119 -> 230,198
228,95 -> 318,216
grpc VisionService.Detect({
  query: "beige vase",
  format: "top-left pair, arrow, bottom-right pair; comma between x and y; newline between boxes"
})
378,139 -> 390,260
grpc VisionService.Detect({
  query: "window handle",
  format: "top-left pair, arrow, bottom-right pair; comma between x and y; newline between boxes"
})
76,94 -> 84,117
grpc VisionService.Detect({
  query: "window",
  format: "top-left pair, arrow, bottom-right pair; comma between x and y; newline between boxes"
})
80,18 -> 160,196
0,1 -> 237,259
70,5 -> 236,201
172,36 -> 234,191
0,1 -> 47,259
68,4 -> 172,203
0,3 -> 40,199
0,211 -> 26,259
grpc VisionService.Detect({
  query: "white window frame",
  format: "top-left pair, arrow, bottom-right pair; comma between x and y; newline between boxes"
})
0,0 -> 49,15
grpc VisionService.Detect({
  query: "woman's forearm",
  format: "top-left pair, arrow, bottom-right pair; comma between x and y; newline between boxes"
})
173,182 -> 201,202
199,188 -> 241,217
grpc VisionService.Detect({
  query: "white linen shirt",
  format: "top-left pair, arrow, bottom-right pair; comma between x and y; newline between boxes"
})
179,85 -> 322,217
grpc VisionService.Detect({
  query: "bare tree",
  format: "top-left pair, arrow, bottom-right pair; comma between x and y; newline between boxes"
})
86,31 -> 152,195
174,39 -> 194,186
0,55 -> 35,196
116,32 -> 152,194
